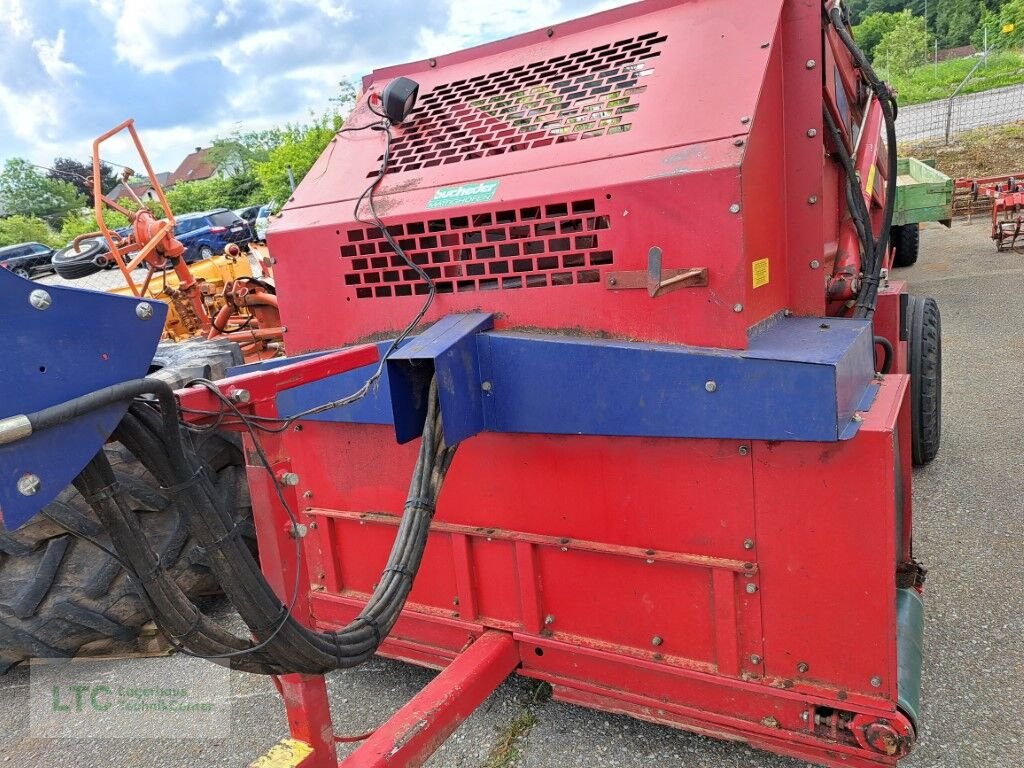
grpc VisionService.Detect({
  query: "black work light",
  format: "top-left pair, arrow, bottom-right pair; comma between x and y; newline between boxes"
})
381,77 -> 419,124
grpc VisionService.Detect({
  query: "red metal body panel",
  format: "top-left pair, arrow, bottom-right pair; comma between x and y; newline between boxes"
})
219,373 -> 914,768
218,2 -> 917,767
272,0 -> 830,353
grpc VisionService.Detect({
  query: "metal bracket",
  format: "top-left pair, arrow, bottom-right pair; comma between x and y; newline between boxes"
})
387,313 -> 494,445
605,247 -> 708,297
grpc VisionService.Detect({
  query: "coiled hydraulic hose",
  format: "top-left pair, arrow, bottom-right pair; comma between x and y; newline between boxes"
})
15,376 -> 457,674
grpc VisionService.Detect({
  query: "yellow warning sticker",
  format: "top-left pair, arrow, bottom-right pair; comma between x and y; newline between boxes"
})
752,258 -> 770,289
867,164 -> 878,197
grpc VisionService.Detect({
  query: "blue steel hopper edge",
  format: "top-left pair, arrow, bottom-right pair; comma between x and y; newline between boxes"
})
0,270 -> 166,530
233,312 -> 879,446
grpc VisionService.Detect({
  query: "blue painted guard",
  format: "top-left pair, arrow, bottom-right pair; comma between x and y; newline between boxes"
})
251,313 -> 878,446
0,271 -> 166,531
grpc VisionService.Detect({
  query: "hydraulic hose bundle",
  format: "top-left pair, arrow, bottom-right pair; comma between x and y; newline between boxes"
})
25,376 -> 456,674
826,6 -> 899,320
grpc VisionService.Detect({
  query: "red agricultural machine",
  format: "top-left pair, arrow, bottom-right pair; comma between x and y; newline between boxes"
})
0,2 -> 941,767
956,173 -> 1024,251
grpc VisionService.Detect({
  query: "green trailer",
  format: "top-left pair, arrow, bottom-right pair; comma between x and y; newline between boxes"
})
890,156 -> 953,268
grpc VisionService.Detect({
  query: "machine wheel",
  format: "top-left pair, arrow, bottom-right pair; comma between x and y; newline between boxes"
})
0,341 -> 251,672
12,267 -> 30,279
52,240 -> 106,280
890,223 -> 920,268
909,295 -> 942,465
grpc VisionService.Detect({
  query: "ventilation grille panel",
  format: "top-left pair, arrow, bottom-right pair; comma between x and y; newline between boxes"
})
376,32 -> 667,176
340,199 -> 612,298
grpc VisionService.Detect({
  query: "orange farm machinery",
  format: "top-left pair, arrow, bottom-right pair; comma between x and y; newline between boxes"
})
0,2 -> 941,767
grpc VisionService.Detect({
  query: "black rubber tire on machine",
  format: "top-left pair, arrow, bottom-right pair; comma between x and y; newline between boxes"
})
908,294 -> 942,466
0,340 -> 252,672
52,239 -> 106,280
890,223 -> 920,268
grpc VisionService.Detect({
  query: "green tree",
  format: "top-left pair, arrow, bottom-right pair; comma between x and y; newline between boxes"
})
974,0 -> 1024,49
874,10 -> 931,75
252,112 -> 343,206
0,158 -> 85,225
854,11 -> 905,59
0,215 -> 60,248
47,157 -> 118,205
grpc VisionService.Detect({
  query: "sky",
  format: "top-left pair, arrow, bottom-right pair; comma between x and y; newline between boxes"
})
0,0 -> 632,175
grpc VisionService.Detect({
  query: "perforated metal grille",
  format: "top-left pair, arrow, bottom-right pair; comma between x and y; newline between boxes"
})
340,199 -> 612,298
375,32 -> 667,176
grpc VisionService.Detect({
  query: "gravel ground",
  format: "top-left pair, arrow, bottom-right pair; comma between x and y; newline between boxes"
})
0,219 -> 1021,767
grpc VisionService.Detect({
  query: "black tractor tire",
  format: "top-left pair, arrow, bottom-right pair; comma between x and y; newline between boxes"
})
52,239 -> 106,280
890,223 -> 920,268
909,295 -> 942,466
0,339 -> 250,672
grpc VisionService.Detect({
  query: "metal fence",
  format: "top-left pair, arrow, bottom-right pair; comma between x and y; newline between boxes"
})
896,76 -> 1024,144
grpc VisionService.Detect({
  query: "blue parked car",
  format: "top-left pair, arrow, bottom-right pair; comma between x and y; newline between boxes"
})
173,209 -> 252,262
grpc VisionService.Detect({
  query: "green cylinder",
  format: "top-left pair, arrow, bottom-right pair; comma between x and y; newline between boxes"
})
896,588 -> 924,731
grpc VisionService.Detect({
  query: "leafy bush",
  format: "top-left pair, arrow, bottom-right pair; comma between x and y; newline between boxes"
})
0,216 -> 60,248
889,50 -> 1024,104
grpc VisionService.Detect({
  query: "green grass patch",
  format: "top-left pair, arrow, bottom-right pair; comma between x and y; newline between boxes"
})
884,51 -> 1024,105
483,681 -> 552,768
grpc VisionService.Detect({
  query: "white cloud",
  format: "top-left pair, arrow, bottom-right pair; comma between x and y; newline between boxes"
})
91,0 -> 211,74
0,83 -> 61,143
32,30 -> 82,82
0,0 -> 32,39
416,0 -> 564,57
215,27 -> 295,74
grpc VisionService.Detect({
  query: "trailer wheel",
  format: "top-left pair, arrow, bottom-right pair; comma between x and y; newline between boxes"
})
52,239 -> 106,280
890,223 -> 920,268
0,340 -> 251,673
909,295 -> 941,465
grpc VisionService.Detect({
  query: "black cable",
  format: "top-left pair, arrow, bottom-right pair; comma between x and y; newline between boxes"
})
874,335 -> 894,374
828,7 -> 898,319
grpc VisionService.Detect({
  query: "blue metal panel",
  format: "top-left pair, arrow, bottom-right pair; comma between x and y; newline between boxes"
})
272,342 -> 405,427
388,313 -> 493,444
0,272 -> 166,530
273,314 -> 875,444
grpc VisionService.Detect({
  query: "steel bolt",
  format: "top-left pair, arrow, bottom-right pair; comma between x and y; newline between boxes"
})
806,59 -> 817,69
546,27 -> 554,37
280,472 -> 300,486
733,303 -> 744,313
734,138 -> 745,147
871,676 -> 882,688
290,523 -> 308,539
807,128 -> 818,138
800,711 -> 810,723
852,413 -> 864,424
808,195 -> 818,205
303,490 -> 313,499
745,583 -> 758,594
743,538 -> 755,550
481,380 -> 493,392
797,662 -> 810,673
738,445 -> 749,456
428,58 -> 437,68
228,388 -> 251,404
704,380 -> 717,393
740,116 -> 751,124
135,302 -> 154,320
651,635 -> 663,647
607,276 -> 617,286
17,473 -> 40,496
750,654 -> 763,665
810,259 -> 821,269
729,203 -> 741,214
29,289 -> 52,310
544,614 -> 555,626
